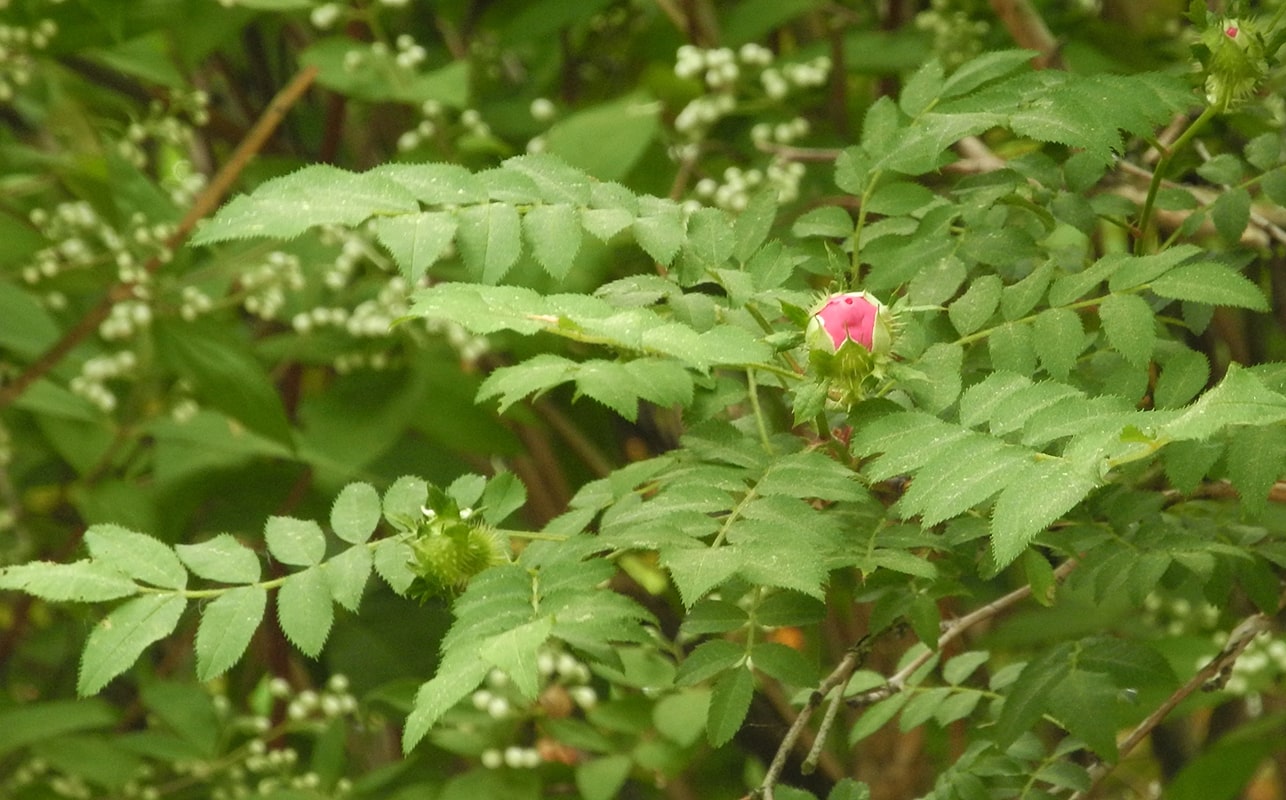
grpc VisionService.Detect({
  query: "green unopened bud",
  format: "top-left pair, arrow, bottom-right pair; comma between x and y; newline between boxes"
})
1202,17 -> 1268,109
406,487 -> 507,601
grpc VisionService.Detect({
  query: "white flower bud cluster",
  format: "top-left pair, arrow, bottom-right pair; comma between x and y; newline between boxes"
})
673,92 -> 736,139
670,44 -> 826,208
179,285 -> 214,321
915,0 -> 989,67
99,299 -> 153,341
70,350 -> 137,413
309,3 -> 343,29
0,18 -> 56,103
472,649 -> 598,771
164,158 -> 209,207
1142,593 -> 1221,636
332,350 -> 394,374
115,90 -> 209,169
693,140 -> 808,211
345,277 -> 409,338
529,97 -> 557,122
239,251 -> 305,320
424,317 -> 490,366
271,673 -> 359,723
459,108 -> 491,139
394,33 -> 428,69
396,99 -> 450,153
4,676 -> 358,799
170,396 -> 199,423
291,305 -> 349,336
23,203 -> 165,288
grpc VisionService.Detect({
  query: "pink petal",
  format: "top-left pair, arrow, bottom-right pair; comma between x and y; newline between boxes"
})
819,294 -> 876,350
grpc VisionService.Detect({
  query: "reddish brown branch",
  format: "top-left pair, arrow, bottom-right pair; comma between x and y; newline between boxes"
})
1072,610 -> 1276,799
988,0 -> 1061,69
0,64 -> 319,411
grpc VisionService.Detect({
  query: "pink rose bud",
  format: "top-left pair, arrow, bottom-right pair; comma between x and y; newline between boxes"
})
804,291 -> 895,406
806,291 -> 892,355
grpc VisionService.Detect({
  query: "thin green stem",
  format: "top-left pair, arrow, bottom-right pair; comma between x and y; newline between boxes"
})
1136,104 -> 1221,254
747,369 -> 775,453
951,295 -> 1107,347
499,528 -> 568,542
712,487 -> 758,548
850,177 -> 881,286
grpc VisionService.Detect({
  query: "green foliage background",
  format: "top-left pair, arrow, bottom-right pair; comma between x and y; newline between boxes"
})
2,1 -> 1286,799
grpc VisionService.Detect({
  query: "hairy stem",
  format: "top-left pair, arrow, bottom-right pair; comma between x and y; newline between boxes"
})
1135,104 -> 1220,255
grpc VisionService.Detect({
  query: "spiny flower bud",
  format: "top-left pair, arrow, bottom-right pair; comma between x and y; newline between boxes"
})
1201,16 -> 1269,109
805,291 -> 895,405
406,486 -> 507,601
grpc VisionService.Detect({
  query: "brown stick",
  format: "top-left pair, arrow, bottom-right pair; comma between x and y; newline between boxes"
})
988,0 -> 1061,69
0,64 -> 319,411
1071,610 -> 1275,799
759,559 -> 1078,800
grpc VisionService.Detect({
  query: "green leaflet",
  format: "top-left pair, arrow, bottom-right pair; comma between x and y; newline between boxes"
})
456,202 -> 522,283
948,275 -> 1002,335
477,616 -> 554,699
79,595 -> 187,695
372,211 -> 457,284
990,460 -> 1097,568
0,560 -> 139,603
402,650 -> 493,753
1031,307 -> 1085,380
663,546 -> 745,608
191,164 -> 419,244
707,666 -> 754,747
325,544 -> 374,611
264,515 -> 326,566
84,524 -> 187,590
330,482 -> 382,544
522,203 -> 582,280
176,534 -> 262,583
1162,363 -> 1286,440
1097,293 -> 1156,367
1150,261 -> 1269,311
195,585 -> 266,681
277,566 -> 334,657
